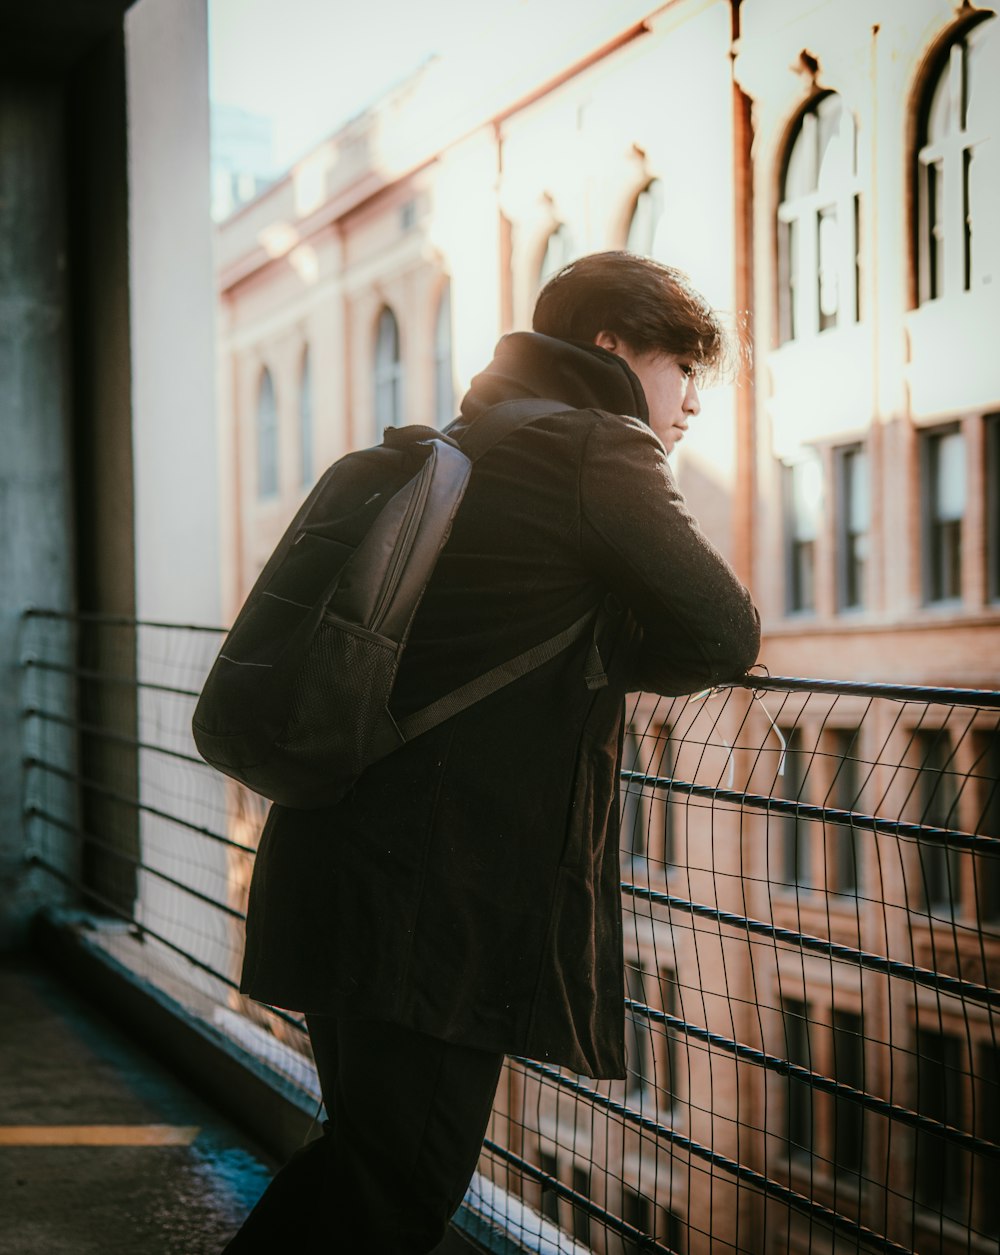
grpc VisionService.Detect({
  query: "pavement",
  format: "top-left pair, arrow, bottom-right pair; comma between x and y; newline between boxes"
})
0,957 -> 278,1254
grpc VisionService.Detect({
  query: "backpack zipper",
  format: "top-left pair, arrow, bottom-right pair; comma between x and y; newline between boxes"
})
369,448 -> 435,633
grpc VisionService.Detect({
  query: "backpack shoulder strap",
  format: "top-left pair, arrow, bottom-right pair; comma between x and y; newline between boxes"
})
455,398 -> 573,462
364,397 -> 592,763
368,604 -> 606,761
396,606 -> 605,741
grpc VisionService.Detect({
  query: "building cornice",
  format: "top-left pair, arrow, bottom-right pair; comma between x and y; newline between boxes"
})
216,12 -> 661,295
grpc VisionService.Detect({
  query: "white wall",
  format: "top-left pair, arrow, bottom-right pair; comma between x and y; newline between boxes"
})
125,0 -> 231,992
126,0 -> 220,628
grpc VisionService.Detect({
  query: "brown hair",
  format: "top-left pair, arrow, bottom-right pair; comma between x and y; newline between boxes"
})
532,251 -> 737,380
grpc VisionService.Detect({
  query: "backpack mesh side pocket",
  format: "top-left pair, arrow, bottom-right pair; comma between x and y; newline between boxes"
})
276,618 -> 399,783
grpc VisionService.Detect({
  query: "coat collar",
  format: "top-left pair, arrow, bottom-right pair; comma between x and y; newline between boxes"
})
459,331 -> 649,424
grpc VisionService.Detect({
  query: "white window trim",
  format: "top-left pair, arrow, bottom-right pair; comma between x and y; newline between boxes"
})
778,96 -> 862,343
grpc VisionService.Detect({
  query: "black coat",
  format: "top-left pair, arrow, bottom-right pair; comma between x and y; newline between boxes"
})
240,333 -> 760,1078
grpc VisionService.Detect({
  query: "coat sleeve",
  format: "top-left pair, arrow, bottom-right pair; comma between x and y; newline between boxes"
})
578,411 -> 761,696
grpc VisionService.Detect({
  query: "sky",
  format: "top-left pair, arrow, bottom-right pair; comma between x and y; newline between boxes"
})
208,0 -> 632,172
209,0 -> 526,170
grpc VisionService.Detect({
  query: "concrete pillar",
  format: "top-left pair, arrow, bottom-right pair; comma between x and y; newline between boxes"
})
0,82 -> 76,948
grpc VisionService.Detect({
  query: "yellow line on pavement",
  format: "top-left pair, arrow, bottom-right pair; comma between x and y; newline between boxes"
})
0,1125 -> 200,1146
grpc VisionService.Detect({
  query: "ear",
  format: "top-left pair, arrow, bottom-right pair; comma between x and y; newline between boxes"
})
593,330 -> 619,352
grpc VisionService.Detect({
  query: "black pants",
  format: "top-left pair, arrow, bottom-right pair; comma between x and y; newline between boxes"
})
221,1015 -> 504,1253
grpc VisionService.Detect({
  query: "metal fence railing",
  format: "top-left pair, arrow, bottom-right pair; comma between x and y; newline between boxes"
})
19,609 -> 1000,1255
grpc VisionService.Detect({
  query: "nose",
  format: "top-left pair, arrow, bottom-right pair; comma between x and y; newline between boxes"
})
684,378 -> 701,418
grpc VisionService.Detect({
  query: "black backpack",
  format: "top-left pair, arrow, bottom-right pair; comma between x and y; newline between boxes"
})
192,399 -> 604,809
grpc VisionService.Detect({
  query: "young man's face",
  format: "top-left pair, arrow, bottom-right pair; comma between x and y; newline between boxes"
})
593,332 -> 701,454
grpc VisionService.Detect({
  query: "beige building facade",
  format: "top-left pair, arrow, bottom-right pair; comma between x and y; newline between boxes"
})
215,0 -> 747,617
215,2 -> 999,1252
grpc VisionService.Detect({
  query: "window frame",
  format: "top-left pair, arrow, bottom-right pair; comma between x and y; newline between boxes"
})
913,1027 -> 967,1221
777,91 -> 862,344
433,280 -> 454,430
621,726 -> 648,865
974,728 -> 1000,922
781,997 -> 814,1160
987,413 -> 1000,604
624,960 -> 656,1102
625,178 -> 667,258
978,1041 -> 1000,1237
619,1182 -> 656,1255
783,454 -> 822,616
299,347 -> 313,486
910,726 -> 963,916
570,1166 -> 592,1244
907,1018 -> 1000,1238
373,305 -> 403,438
826,726 -> 863,897
621,722 -> 674,875
536,1147 -> 561,1225
657,966 -> 679,1114
778,726 -> 813,892
835,443 -> 869,612
538,223 -> 574,290
653,723 -> 676,874
777,997 -> 868,1181
256,366 -> 279,500
915,15 -> 999,306
830,1009 -> 865,1178
920,423 -> 966,606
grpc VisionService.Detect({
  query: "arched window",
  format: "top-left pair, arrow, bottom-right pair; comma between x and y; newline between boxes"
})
256,368 -> 278,499
916,15 -> 999,304
299,349 -> 314,485
433,281 -> 454,429
374,306 -> 402,437
777,92 -> 860,343
625,179 -> 667,258
538,223 -> 574,289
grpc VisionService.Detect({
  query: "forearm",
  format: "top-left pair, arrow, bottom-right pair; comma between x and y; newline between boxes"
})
579,412 -> 760,697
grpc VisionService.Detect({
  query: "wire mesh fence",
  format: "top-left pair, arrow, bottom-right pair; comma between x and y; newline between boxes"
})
19,609 -> 1000,1255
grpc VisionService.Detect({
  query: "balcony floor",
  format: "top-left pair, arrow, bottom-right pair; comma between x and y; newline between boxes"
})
0,956 -> 277,1254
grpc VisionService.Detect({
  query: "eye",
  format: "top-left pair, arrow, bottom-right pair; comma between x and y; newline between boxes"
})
679,362 -> 695,378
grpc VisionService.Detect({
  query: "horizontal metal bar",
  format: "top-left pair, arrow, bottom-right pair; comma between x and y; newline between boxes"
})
22,659 -> 202,700
512,1058 -> 914,1255
481,1136 -> 669,1252
24,759 -> 256,855
735,674 -> 1000,709
28,855 -> 241,989
23,708 -> 207,769
20,613 -> 1000,704
42,800 -> 995,1157
29,808 -> 246,922
28,756 -> 996,1004
621,882 -> 1000,1009
623,999 -> 1000,1159
27,857 -> 305,1034
620,771 -> 1000,853
22,608 -> 225,634
38,801 -> 996,1155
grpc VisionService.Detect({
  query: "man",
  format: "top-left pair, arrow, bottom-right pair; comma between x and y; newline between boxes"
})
222,251 -> 760,1252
